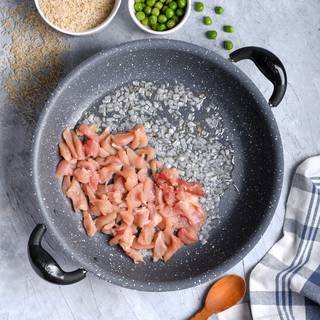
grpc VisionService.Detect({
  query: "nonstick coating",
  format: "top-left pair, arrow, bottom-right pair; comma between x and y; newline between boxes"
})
33,39 -> 283,291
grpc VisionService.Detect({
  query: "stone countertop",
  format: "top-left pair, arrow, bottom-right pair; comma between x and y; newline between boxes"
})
0,0 -> 319,319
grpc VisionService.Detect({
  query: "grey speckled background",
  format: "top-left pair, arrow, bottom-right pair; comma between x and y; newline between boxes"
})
0,0 -> 320,319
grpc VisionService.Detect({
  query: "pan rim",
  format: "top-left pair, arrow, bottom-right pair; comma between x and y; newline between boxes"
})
32,39 -> 284,291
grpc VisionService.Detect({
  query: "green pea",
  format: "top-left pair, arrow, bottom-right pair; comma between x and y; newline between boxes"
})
148,15 -> 158,25
223,40 -> 233,50
135,0 -> 145,2
177,0 -> 186,8
144,6 -> 152,15
146,0 -> 156,6
165,0 -> 172,4
160,0 -> 166,2
203,16 -> 212,25
172,15 -> 179,23
134,2 -> 144,11
158,14 -> 167,23
166,18 -> 176,28
223,25 -> 234,33
214,6 -> 224,14
155,1 -> 163,9
152,7 -> 160,16
151,24 -> 157,30
195,2 -> 204,12
161,5 -> 168,12
165,8 -> 174,18
175,8 -> 184,16
206,30 -> 217,39
136,11 -> 146,20
141,17 -> 149,25
169,1 -> 177,10
157,23 -> 167,31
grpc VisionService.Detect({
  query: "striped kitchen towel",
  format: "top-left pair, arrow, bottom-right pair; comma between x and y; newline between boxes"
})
250,155 -> 320,320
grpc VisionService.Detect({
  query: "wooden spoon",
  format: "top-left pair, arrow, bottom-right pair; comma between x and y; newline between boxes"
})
192,275 -> 246,320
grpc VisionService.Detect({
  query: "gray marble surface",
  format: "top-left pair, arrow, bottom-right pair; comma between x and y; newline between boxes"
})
0,0 -> 320,319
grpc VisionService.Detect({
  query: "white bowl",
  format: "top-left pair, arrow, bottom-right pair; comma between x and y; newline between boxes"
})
34,0 -> 122,36
128,0 -> 191,35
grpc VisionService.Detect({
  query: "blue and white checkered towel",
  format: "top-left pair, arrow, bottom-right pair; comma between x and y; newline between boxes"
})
215,155 -> 320,320
250,155 -> 320,319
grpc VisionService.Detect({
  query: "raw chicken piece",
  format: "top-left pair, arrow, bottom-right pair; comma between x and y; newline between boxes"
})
98,128 -> 110,143
137,168 -> 148,183
83,211 -> 97,237
101,222 -> 116,234
162,184 -> 176,207
59,142 -> 72,161
155,186 -> 164,208
66,178 -> 88,211
153,231 -> 167,262
143,178 -> 155,203
137,225 -> 155,246
126,183 -> 144,212
130,124 -> 148,149
89,171 -> 99,192
117,149 -> 130,166
95,184 -> 108,198
176,179 -> 205,196
136,146 -> 155,161
113,175 -> 126,194
151,213 -> 163,227
126,148 -> 148,169
73,167 -> 91,184
93,196 -> 115,215
109,224 -> 134,250
98,147 -> 110,158
95,212 -> 117,230
112,132 -> 134,146
155,168 -> 178,186
131,239 -> 154,250
108,190 -> 123,205
150,159 -> 163,173
62,129 -> 78,159
83,139 -> 100,158
120,166 -> 138,191
134,207 -> 150,228
175,201 -> 203,225
62,176 -> 71,195
125,248 -> 144,264
119,210 -> 134,226
77,124 -> 97,139
99,163 -> 122,184
82,184 -> 96,202
97,155 -> 122,167
178,227 -> 198,245
100,136 -> 117,156
56,159 -> 77,177
164,234 -> 183,262
77,159 -> 99,172
72,130 -> 85,160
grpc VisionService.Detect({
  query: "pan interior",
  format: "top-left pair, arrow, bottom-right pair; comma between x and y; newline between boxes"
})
34,41 -> 282,290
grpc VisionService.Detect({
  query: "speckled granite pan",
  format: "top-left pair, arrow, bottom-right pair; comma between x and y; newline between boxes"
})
30,39 -> 286,291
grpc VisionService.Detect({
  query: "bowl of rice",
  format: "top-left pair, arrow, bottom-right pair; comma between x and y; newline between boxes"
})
34,0 -> 121,36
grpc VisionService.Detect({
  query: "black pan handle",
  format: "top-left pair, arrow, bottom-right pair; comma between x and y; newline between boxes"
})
28,224 -> 87,285
230,46 -> 287,107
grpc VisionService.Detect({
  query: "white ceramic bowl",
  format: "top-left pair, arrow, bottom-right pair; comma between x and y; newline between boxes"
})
128,0 -> 191,35
34,0 -> 121,36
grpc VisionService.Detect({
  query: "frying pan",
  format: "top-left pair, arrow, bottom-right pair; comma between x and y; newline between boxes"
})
28,39 -> 286,291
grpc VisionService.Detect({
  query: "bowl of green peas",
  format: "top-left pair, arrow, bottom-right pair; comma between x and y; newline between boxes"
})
129,0 -> 190,34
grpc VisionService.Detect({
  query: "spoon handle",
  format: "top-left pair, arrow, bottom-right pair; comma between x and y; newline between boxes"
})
191,307 -> 213,320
